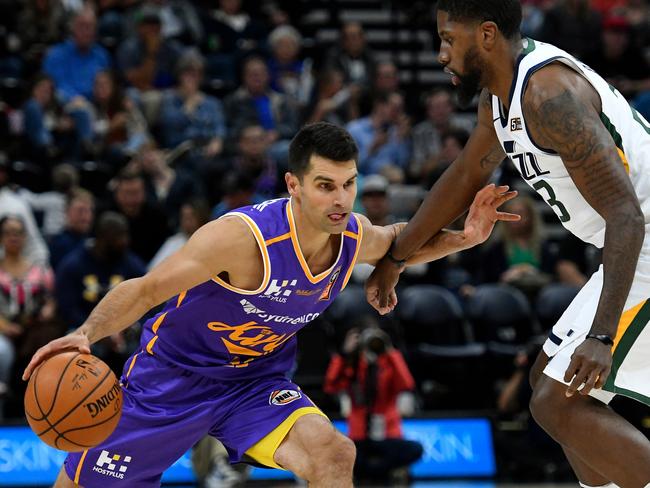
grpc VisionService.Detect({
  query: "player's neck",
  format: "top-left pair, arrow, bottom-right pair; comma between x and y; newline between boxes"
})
291,205 -> 337,262
486,40 -> 522,110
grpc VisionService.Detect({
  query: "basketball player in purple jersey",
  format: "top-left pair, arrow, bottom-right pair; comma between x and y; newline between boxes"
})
24,122 -> 518,487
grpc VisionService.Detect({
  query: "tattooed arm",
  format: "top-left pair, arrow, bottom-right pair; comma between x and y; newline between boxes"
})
365,89 -> 509,313
523,63 -> 645,396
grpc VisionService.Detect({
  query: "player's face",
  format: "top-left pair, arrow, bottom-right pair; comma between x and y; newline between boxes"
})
288,155 -> 357,234
437,10 -> 488,107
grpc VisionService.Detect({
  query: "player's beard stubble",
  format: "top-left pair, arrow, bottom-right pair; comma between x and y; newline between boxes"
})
455,45 -> 486,108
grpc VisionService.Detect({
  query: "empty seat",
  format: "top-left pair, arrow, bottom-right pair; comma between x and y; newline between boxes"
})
398,285 -> 470,345
467,284 -> 536,346
536,283 -> 581,332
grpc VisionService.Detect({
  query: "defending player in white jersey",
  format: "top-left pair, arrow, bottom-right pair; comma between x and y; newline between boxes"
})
365,1 -> 650,487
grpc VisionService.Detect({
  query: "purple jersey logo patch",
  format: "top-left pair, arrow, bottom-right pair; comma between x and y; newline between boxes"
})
269,389 -> 302,405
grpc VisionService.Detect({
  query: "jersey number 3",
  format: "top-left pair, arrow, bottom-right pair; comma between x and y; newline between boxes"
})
533,180 -> 571,223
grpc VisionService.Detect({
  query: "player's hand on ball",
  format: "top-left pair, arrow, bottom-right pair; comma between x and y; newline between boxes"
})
463,184 -> 519,245
22,330 -> 91,381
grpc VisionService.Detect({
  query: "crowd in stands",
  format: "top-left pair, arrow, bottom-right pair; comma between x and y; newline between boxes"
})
1,0 -> 650,480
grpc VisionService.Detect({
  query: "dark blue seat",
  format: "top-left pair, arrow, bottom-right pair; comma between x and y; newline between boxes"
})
467,283 -> 536,346
536,283 -> 581,332
397,285 -> 491,409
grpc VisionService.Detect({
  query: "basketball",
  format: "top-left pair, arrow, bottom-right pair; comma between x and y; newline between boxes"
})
24,351 -> 122,452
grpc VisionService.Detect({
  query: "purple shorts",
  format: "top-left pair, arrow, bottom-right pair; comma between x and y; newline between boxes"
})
64,350 -> 317,487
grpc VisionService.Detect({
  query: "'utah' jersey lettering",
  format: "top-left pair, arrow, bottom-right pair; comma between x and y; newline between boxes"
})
492,38 -> 650,248
138,198 -> 363,380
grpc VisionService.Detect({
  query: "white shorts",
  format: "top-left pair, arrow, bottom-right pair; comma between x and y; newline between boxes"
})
542,257 -> 650,406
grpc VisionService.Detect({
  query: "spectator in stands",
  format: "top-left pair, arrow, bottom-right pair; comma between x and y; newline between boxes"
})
231,124 -> 282,198
267,25 -> 313,107
91,70 -> 150,165
0,160 -> 49,265
16,0 -> 67,75
202,0 -> 266,62
49,188 -> 95,272
125,0 -> 203,46
621,0 -> 650,48
423,129 -> 470,186
360,174 -> 394,227
158,50 -> 226,172
0,215 -> 59,416
326,21 -> 377,86
43,6 -> 111,104
583,16 -> 650,98
351,175 -> 398,284
324,323 -> 423,484
223,55 -> 299,164
126,143 -> 198,227
109,169 -> 170,263
148,198 -> 210,270
23,74 -> 92,163
346,92 -> 410,181
554,233 -> 599,287
410,89 -> 474,184
304,68 -> 356,126
373,61 -> 400,96
116,4 -> 184,93
55,211 -> 145,370
19,164 -> 80,240
470,196 -> 556,297
210,171 -> 262,220
538,0 -> 601,60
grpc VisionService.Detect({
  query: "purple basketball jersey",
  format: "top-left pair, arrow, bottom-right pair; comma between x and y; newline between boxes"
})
138,198 -> 363,380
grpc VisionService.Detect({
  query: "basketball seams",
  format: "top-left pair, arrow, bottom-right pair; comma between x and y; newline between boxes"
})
46,352 -> 82,417
25,353 -> 122,453
35,369 -> 114,437
25,362 -> 46,421
54,406 -> 123,449
27,352 -> 80,421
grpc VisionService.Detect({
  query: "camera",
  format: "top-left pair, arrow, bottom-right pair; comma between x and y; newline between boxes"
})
359,328 -> 391,357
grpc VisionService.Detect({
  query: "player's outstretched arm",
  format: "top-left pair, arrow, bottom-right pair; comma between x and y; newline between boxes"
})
365,89 -> 508,311
23,216 -> 252,380
523,64 -> 646,396
360,184 -> 519,313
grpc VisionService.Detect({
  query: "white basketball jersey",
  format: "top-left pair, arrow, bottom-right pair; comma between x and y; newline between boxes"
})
492,38 -> 650,248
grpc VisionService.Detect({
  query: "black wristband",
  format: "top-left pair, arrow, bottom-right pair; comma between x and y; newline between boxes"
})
386,242 -> 407,268
586,333 -> 614,346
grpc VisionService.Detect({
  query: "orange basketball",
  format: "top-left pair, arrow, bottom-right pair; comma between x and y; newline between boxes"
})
24,352 -> 123,452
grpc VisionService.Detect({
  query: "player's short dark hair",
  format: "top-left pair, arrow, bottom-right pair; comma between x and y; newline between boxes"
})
288,122 -> 358,178
437,0 -> 522,40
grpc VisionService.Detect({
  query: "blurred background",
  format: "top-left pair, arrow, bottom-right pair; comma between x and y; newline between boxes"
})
0,0 -> 649,486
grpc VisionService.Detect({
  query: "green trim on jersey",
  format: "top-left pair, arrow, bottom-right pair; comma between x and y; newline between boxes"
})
603,299 -> 650,405
600,112 -> 624,152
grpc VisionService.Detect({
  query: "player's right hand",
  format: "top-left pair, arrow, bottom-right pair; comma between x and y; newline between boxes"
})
22,331 -> 91,381
365,257 -> 400,315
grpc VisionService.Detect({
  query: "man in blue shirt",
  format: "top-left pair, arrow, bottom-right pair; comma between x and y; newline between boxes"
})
346,92 -> 411,178
43,6 -> 111,104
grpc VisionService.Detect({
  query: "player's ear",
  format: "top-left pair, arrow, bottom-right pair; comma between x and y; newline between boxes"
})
480,21 -> 498,49
285,172 -> 300,197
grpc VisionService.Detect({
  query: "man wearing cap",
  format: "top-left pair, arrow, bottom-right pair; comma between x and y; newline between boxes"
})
360,175 -> 393,227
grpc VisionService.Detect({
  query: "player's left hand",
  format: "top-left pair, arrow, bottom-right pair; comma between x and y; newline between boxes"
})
463,184 -> 520,245
563,339 -> 613,397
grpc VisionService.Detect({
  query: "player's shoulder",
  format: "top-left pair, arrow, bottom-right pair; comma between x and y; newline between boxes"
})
193,216 -> 259,255
523,62 -> 592,112
351,212 -> 372,233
